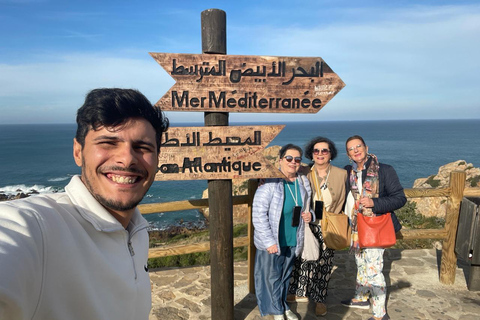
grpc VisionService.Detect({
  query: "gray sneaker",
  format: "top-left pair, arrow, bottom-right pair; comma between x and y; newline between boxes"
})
341,299 -> 370,309
368,315 -> 390,320
285,309 -> 299,320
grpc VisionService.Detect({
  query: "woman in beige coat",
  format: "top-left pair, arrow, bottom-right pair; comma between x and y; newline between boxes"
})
288,136 -> 347,316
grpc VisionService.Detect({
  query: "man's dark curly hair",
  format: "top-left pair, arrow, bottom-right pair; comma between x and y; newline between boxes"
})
75,88 -> 169,152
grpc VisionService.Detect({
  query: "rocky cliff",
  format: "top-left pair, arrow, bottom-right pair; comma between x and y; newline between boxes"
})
412,160 -> 480,218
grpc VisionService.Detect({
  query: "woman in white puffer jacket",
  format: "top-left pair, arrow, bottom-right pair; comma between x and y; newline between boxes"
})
252,144 -> 314,320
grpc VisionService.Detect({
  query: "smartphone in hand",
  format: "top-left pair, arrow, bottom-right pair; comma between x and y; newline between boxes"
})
315,200 -> 324,220
292,206 -> 302,227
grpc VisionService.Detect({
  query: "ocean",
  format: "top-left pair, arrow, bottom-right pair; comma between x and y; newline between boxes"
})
1,119 -> 479,230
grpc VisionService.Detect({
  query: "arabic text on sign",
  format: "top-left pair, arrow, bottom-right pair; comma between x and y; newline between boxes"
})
162,131 -> 262,147
171,59 -> 324,85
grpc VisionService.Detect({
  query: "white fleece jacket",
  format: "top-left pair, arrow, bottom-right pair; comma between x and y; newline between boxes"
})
0,175 -> 151,320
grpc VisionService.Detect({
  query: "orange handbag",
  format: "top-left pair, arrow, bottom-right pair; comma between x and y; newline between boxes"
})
357,212 -> 396,248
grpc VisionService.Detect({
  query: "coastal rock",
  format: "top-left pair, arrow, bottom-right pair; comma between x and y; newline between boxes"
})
412,160 -> 480,218
0,191 -> 39,202
199,146 -> 281,225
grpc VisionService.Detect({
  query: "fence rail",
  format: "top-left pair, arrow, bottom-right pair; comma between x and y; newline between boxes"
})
139,171 -> 480,288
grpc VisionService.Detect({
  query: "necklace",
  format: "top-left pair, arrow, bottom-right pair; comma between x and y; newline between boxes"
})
314,164 -> 330,191
285,178 -> 298,206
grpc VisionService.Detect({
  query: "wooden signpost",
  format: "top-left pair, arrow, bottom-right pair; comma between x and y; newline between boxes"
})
150,53 -> 345,113
150,8 -> 344,320
156,125 -> 284,181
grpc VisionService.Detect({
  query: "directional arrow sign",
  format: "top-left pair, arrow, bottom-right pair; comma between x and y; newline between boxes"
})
155,125 -> 284,181
150,53 -> 345,113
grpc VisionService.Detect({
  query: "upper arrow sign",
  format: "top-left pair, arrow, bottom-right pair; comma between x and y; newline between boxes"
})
150,53 -> 345,113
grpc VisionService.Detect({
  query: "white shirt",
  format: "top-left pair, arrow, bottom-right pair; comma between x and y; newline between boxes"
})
0,176 -> 151,320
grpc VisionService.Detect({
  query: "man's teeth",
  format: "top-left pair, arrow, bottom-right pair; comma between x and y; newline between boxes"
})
111,175 -> 137,184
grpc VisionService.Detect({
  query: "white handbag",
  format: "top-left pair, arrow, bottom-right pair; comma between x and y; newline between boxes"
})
302,224 -> 320,261
301,196 -> 319,261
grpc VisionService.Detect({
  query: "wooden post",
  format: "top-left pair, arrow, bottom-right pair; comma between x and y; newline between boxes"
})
247,179 -> 258,294
440,171 -> 466,284
201,9 -> 234,320
202,9 -> 226,54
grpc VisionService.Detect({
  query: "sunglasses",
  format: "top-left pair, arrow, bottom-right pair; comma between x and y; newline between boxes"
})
347,144 -> 364,152
284,155 -> 302,164
313,148 -> 330,155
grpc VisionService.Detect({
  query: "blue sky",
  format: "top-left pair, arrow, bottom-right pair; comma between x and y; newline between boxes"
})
1,0 -> 479,124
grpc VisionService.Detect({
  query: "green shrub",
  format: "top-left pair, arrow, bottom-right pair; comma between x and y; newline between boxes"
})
148,246 -> 248,269
394,239 -> 440,249
468,175 -> 480,187
167,230 -> 210,244
233,246 -> 248,261
233,224 -> 248,237
395,201 -> 422,228
425,175 -> 441,188
392,201 -> 445,249
148,224 -> 250,269
395,201 -> 445,229
148,252 -> 209,269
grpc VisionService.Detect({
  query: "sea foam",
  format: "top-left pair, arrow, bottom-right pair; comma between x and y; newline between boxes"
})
0,184 -> 61,196
47,176 -> 71,182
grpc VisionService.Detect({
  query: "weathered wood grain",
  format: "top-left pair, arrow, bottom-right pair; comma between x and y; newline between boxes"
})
148,236 -> 249,258
440,171 -> 466,284
150,53 -> 345,113
155,125 -> 284,181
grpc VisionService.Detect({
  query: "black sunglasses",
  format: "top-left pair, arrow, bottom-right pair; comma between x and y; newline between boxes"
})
313,148 -> 330,155
284,155 -> 302,164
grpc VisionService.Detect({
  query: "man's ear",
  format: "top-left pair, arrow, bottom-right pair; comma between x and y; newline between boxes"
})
73,138 -> 83,167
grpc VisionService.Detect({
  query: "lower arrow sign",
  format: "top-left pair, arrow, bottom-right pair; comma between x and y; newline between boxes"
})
155,125 -> 284,181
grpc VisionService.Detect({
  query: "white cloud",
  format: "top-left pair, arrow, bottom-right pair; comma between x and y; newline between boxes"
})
226,4 -> 480,120
0,53 -> 176,123
1,3 -> 479,124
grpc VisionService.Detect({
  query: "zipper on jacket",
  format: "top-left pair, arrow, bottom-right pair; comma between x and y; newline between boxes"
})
126,220 -> 149,281
125,222 -> 148,281
126,232 -> 138,280
128,241 -> 135,256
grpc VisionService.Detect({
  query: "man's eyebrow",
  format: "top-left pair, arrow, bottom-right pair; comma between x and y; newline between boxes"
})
93,135 -> 156,148
93,135 -> 119,142
133,139 -> 156,149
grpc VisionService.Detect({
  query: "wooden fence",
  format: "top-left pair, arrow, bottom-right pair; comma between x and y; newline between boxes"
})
139,171 -> 480,291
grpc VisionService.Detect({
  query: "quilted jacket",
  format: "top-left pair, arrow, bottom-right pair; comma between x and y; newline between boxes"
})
252,175 -> 314,257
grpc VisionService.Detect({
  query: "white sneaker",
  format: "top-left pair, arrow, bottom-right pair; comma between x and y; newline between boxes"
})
273,315 -> 285,320
284,309 -> 299,320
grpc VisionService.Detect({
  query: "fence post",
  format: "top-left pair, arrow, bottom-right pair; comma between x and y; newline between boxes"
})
440,171 -> 466,284
247,179 -> 258,294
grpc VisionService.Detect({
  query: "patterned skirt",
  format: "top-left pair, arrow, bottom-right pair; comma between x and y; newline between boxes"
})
288,223 -> 334,303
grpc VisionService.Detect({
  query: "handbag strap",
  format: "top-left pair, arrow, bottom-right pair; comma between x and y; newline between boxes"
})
311,167 -> 324,202
299,175 -> 310,213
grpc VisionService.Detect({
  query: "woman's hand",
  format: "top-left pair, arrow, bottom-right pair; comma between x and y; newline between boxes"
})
359,196 -> 374,208
266,244 -> 278,254
301,211 -> 312,223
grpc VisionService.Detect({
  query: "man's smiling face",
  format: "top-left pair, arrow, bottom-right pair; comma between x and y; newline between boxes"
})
73,118 -> 158,218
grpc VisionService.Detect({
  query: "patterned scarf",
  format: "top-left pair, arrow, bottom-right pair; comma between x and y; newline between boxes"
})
349,153 -> 380,252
